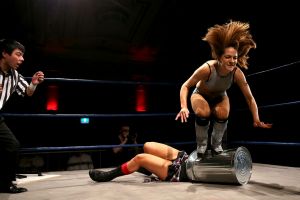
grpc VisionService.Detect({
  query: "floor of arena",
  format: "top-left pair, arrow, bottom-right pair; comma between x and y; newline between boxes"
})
0,163 -> 299,200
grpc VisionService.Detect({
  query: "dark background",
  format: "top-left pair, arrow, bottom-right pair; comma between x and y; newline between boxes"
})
0,0 -> 299,169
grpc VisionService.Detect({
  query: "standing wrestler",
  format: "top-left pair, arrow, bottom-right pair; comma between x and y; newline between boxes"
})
0,39 -> 45,193
90,142 -> 189,182
175,20 -> 272,160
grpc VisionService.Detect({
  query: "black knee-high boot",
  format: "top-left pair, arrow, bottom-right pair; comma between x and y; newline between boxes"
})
89,162 -> 133,182
89,166 -> 124,182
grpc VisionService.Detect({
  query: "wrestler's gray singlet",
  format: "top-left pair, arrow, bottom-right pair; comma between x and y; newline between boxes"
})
196,63 -> 237,97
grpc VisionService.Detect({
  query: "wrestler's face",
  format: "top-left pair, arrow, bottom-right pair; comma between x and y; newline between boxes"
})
2,48 -> 24,70
220,47 -> 237,72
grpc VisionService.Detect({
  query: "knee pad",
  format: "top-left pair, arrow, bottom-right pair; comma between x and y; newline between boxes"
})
214,118 -> 228,124
212,118 -> 228,132
195,117 -> 210,126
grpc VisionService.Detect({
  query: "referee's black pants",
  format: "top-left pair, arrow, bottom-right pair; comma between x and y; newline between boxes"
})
0,116 -> 20,188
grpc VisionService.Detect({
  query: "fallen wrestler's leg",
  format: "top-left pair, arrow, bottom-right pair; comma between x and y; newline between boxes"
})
89,152 -> 172,182
138,142 -> 180,176
136,167 -> 152,176
143,142 -> 180,160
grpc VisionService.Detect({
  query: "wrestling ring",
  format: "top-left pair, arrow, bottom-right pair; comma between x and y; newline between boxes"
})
0,60 -> 299,199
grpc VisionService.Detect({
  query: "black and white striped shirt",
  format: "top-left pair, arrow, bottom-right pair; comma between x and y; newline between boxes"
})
0,69 -> 29,110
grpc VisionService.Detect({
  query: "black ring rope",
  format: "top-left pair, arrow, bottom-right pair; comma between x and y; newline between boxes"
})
20,141 -> 195,154
1,112 -> 177,118
2,99 -> 299,118
246,60 -> 300,77
236,100 -> 300,111
24,60 -> 300,84
19,141 -> 300,154
230,141 -> 300,147
254,100 -> 300,109
25,77 -> 178,86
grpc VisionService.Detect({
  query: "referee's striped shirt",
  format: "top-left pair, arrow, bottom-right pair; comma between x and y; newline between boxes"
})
0,69 -> 29,110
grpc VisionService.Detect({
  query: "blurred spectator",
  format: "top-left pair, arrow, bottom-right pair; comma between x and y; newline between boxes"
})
111,124 -> 140,166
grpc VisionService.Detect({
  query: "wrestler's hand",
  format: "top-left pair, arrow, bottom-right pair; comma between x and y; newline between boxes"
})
31,71 -> 45,85
175,108 -> 189,123
253,121 -> 272,128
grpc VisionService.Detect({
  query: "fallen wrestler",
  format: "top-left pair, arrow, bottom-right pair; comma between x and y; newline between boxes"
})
89,142 -> 189,182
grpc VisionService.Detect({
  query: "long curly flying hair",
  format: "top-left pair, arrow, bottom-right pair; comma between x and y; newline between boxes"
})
202,20 -> 256,69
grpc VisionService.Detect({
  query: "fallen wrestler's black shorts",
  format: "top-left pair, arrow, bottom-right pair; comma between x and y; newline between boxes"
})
165,151 -> 189,182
